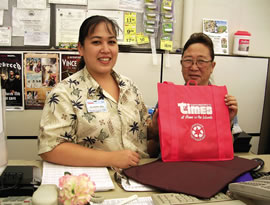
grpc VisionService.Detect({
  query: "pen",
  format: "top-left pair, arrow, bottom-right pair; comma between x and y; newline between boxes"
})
118,194 -> 138,205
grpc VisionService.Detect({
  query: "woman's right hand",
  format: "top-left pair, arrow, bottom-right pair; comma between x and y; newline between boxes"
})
151,109 -> 159,136
147,109 -> 159,141
111,150 -> 140,169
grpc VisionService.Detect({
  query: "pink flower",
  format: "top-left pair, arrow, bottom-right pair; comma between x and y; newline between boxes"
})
58,173 -> 96,205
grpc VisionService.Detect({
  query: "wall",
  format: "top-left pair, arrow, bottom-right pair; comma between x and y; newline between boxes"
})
183,0 -> 270,57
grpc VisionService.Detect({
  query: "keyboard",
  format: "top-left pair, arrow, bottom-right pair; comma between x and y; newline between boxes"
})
151,192 -> 246,205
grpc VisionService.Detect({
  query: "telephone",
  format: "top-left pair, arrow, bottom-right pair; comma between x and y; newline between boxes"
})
229,176 -> 270,205
32,184 -> 58,205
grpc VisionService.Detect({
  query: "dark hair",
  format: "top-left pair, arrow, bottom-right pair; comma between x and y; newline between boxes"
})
77,15 -> 120,70
182,32 -> 215,61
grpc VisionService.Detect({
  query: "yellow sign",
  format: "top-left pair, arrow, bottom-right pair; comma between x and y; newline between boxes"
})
124,35 -> 136,44
124,12 -> 137,44
160,40 -> 173,51
136,33 -> 149,44
125,12 -> 136,25
125,25 -> 136,35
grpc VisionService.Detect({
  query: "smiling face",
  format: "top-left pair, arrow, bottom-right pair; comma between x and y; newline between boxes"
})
78,21 -> 119,78
181,43 -> 216,85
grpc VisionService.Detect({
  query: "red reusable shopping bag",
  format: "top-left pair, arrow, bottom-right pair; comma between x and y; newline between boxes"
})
157,81 -> 234,162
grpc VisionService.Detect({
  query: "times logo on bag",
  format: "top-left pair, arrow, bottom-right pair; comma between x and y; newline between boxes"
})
177,103 -> 213,141
177,102 -> 213,119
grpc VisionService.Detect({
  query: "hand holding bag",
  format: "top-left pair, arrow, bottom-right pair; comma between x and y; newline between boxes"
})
157,81 -> 234,162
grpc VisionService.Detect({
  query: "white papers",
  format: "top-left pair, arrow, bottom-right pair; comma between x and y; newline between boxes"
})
87,0 -> 144,12
49,0 -> 87,5
91,197 -> 153,205
0,27 -> 11,46
0,0 -> 8,10
0,10 -> 3,26
119,0 -> 144,13
17,0 -> 47,9
24,31 -> 49,46
121,178 -> 156,192
12,7 -> 50,45
87,10 -> 124,40
56,8 -> 86,46
42,161 -> 115,192
12,7 -> 50,37
203,19 -> 229,54
88,0 -> 119,10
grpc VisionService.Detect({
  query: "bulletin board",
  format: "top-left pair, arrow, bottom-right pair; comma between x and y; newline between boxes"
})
0,0 -> 181,51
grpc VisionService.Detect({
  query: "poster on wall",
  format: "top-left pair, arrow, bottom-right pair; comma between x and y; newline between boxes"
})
203,19 -> 229,55
61,53 -> 80,80
0,53 -> 24,110
24,53 -> 60,109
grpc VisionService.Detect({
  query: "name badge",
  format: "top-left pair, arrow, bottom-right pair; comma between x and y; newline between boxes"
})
86,100 -> 107,112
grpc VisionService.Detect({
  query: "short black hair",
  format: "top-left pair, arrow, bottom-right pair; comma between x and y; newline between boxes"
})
77,15 -> 120,70
182,33 -> 215,61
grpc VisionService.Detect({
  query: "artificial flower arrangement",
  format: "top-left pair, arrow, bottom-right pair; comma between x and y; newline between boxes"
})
58,172 -> 96,205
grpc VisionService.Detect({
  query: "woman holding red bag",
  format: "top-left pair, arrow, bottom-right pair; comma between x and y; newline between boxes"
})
180,32 -> 238,121
148,33 -> 238,157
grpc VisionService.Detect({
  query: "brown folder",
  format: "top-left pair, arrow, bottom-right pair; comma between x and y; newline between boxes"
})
123,156 -> 259,198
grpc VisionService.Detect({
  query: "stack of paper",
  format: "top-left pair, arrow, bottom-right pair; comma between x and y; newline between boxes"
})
91,196 -> 153,205
121,178 -> 156,192
41,161 -> 115,191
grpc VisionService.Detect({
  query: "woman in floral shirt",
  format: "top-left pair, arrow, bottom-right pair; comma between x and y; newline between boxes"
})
38,15 -> 159,169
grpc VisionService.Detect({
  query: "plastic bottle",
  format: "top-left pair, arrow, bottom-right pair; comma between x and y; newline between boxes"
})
233,31 -> 251,55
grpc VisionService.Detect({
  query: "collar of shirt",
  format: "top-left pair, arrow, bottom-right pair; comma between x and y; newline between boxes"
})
82,67 -> 130,97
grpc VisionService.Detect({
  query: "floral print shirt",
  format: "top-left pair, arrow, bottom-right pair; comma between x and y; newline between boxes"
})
38,67 -> 150,157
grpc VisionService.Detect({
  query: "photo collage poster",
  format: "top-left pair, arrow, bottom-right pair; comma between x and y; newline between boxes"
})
24,53 -> 60,109
203,19 -> 229,54
0,53 -> 24,110
61,53 -> 81,80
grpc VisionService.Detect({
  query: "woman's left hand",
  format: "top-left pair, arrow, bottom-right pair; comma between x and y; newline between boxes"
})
225,94 -> 238,122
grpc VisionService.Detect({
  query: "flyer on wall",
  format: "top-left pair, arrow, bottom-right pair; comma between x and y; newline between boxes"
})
61,53 -> 80,80
0,52 -> 24,110
203,19 -> 229,54
24,53 -> 60,109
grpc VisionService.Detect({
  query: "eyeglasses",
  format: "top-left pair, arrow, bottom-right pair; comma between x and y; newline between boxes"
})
181,59 -> 212,68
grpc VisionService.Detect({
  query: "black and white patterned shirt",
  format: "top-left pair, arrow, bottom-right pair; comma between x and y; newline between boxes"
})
38,67 -> 149,157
